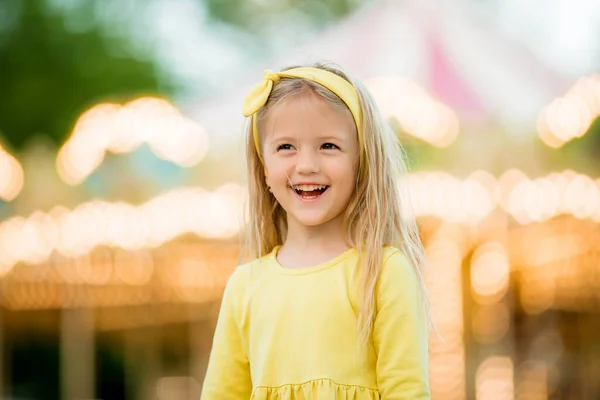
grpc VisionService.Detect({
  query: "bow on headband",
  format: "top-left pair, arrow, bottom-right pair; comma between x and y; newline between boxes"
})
242,67 -> 364,167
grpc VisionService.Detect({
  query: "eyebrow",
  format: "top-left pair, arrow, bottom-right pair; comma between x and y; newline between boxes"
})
268,133 -> 350,143
267,135 -> 298,143
319,135 -> 349,142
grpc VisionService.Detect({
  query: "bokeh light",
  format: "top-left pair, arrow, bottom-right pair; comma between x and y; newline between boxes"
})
427,237 -> 466,400
476,356 -> 514,400
538,74 -> 600,148
56,97 -> 209,185
0,184 -> 245,275
3,170 -> 600,278
0,144 -> 24,201
366,76 -> 460,147
471,241 -> 511,304
2,1 -> 600,397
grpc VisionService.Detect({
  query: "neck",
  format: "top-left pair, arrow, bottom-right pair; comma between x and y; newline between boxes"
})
283,215 -> 349,254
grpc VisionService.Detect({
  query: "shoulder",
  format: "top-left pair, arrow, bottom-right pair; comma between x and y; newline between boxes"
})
381,246 -> 413,276
377,246 -> 420,295
223,254 -> 273,295
225,258 -> 259,287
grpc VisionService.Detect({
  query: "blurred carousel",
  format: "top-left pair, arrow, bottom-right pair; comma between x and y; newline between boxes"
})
1,77 -> 600,400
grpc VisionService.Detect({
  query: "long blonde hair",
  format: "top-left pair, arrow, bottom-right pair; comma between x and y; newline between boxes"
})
241,62 -> 431,344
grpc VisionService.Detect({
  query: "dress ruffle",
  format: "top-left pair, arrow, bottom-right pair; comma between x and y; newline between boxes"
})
250,378 -> 380,399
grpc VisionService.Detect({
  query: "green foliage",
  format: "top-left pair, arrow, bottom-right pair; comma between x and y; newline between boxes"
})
558,116 -> 600,173
202,0 -> 361,34
0,0 -> 365,151
0,0 -> 170,150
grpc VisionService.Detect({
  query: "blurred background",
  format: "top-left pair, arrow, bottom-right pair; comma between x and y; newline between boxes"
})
1,0 -> 599,399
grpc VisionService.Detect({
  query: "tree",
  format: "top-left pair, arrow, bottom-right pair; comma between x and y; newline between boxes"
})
203,0 -> 362,34
0,0 -> 171,151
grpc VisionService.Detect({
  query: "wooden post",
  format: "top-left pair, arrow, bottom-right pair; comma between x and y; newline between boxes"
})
60,307 -> 96,400
189,307 -> 215,395
124,326 -> 162,400
0,306 -> 4,397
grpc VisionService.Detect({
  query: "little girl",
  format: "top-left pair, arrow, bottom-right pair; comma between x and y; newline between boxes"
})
201,63 -> 431,399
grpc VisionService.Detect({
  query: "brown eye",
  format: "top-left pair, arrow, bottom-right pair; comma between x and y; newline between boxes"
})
278,144 -> 294,151
321,143 -> 339,150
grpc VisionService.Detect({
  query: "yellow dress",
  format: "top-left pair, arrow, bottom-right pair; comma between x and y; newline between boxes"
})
201,246 -> 430,399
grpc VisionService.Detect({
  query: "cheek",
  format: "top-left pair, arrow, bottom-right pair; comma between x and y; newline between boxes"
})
265,173 -> 281,191
335,158 -> 359,183
264,163 -> 288,187
263,157 -> 279,184
265,157 -> 293,180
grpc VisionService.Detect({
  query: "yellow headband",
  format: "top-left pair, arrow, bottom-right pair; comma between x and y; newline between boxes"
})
242,67 -> 364,167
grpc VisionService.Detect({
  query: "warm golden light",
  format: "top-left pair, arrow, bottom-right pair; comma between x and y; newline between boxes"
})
515,361 -> 549,400
593,178 -> 600,222
520,262 -> 555,315
464,171 -> 497,224
471,241 -> 510,304
0,184 -> 244,275
476,356 -> 514,400
472,303 -> 510,344
405,169 -> 600,224
114,249 -> 153,286
0,144 -> 25,202
57,97 -> 209,185
538,74 -> 600,148
427,237 -> 466,400
366,76 -> 460,147
1,170 -> 599,276
565,174 -> 599,219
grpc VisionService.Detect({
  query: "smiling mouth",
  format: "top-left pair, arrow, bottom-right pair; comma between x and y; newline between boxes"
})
291,185 -> 329,199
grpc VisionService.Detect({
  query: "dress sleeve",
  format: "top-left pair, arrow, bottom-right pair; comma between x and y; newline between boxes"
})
373,251 -> 430,399
201,269 -> 253,399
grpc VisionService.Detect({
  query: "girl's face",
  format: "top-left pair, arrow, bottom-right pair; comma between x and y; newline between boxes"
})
262,92 -> 359,232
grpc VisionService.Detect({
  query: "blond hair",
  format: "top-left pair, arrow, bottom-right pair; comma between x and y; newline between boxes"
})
241,62 -> 431,344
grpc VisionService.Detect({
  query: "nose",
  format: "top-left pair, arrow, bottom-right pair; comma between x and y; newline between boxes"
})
295,148 -> 320,175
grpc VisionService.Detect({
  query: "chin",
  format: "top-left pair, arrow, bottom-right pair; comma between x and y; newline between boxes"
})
297,219 -> 327,227
291,213 -> 333,227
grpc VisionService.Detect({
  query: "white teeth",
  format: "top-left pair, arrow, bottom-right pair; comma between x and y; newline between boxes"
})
293,184 -> 327,191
